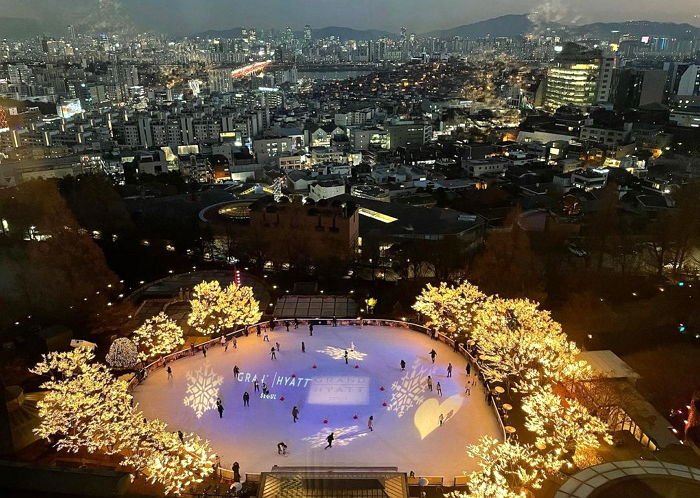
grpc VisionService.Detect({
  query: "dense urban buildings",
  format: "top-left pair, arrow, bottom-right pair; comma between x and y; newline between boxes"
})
1,3 -> 700,498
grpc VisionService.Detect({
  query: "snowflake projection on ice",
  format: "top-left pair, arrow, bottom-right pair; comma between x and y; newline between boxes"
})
302,425 -> 369,448
387,363 -> 430,418
183,364 -> 224,418
316,346 -> 367,361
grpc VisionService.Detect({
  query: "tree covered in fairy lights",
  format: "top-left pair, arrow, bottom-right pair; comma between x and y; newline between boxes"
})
414,280 -> 611,495
31,350 -> 214,495
132,312 -> 185,362
105,337 -> 139,369
412,281 -> 486,335
187,280 -> 262,336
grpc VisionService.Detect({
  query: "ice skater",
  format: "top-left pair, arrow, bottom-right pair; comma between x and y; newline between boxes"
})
262,382 -> 268,395
269,318 -> 275,331
465,385 -> 471,396
256,325 -> 261,337
301,341 -> 306,353
243,392 -> 250,406
178,430 -> 184,443
466,363 -> 471,376
216,398 -> 224,418
254,380 -> 260,392
332,316 -> 338,327
439,413 -> 444,426
276,341 -> 280,352
263,332 -> 270,342
202,345 -> 207,358
292,405 -> 299,423
167,366 -> 173,380
277,441 -> 288,455
447,363 -> 452,377
309,323 -> 314,336
344,350 -> 349,364
429,349 -> 437,363
285,321 -> 290,332
233,337 -> 237,349
271,347 -> 277,359
368,415 -> 374,432
427,376 -> 433,391
324,432 -> 334,449
220,335 -> 226,348
436,381 -> 442,396
400,359 -> 406,371
294,318 -> 299,329
233,365 -> 240,378
224,338 -> 229,351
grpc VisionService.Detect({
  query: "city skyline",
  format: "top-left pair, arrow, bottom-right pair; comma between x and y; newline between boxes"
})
1,0 -> 700,36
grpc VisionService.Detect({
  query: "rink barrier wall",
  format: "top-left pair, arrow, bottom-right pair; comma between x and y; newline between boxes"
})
128,318 -> 509,483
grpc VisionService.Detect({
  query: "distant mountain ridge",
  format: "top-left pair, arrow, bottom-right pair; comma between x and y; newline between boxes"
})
424,14 -> 534,38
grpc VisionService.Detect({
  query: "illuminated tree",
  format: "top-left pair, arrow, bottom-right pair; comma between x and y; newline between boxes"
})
132,312 -> 185,362
461,436 -> 547,498
471,297 -> 586,393
31,349 -> 215,495
187,280 -> 262,336
106,338 -> 139,369
412,281 -> 486,335
522,385 -> 612,469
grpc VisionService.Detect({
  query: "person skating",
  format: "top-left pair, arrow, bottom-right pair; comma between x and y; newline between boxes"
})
292,405 -> 299,423
167,366 -> 173,380
439,413 -> 444,426
190,343 -> 195,356
294,317 -> 299,329
224,338 -> 229,351
447,363 -> 452,378
178,430 -> 184,444
276,341 -> 280,352
332,316 -> 337,327
254,380 -> 260,392
284,321 -> 290,332
262,382 -> 268,395
465,385 -> 471,396
368,415 -> 374,432
256,324 -> 261,337
220,335 -> 226,348
429,349 -> 437,363
269,318 -> 275,331
243,391 -> 250,406
344,350 -> 349,364
301,341 -> 306,353
324,433 -> 334,449
232,462 -> 240,482
466,363 -> 471,376
309,323 -> 314,336
271,347 -> 276,359
233,337 -> 237,349
400,359 -> 406,371
277,441 -> 288,455
263,332 -> 270,342
427,376 -> 433,391
202,345 -> 207,358
436,381 -> 442,396
233,365 -> 240,378
216,398 -> 224,418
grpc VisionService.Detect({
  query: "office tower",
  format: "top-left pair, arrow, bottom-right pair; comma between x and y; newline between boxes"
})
543,43 -> 611,112
304,25 -> 312,43
677,65 -> 700,96
611,68 -> 667,109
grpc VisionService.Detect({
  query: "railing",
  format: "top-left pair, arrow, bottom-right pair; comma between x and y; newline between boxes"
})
128,318 -> 508,441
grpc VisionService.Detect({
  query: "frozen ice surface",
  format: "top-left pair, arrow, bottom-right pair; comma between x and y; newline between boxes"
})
133,325 -> 502,479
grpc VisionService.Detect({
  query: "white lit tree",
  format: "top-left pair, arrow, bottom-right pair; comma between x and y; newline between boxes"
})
106,337 -> 139,369
132,312 -> 185,362
31,349 -> 215,495
471,297 -> 587,393
522,385 -> 612,470
187,280 -> 262,336
461,436 -> 547,498
412,281 -> 486,335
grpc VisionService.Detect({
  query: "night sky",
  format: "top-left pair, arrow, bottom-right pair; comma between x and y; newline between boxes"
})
1,0 -> 699,35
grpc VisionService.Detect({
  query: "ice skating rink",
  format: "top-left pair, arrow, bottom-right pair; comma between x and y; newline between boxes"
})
133,324 -> 503,479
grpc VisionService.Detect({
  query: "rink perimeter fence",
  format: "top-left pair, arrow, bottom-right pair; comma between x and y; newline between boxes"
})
127,318 -> 508,488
